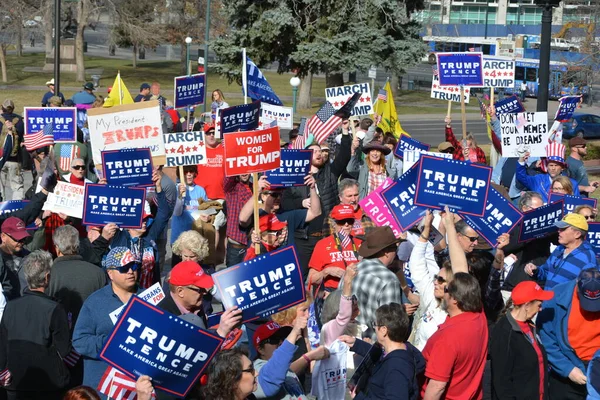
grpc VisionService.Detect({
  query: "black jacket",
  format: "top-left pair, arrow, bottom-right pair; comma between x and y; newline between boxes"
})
490,312 -> 548,400
0,289 -> 71,391
157,293 -> 209,329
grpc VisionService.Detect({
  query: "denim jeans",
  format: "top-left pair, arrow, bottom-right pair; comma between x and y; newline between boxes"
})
226,244 -> 247,267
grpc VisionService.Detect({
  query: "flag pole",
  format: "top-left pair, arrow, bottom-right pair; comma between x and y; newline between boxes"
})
460,86 -> 467,141
118,71 -> 123,105
447,101 -> 452,118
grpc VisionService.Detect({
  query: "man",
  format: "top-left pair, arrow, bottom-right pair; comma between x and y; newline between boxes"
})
449,220 -> 480,254
0,99 -> 25,200
134,83 -> 152,102
71,83 -> 96,106
339,226 -> 403,340
150,81 -> 166,109
0,251 -> 72,400
72,247 -> 142,392
525,213 -> 597,289
46,225 -> 107,332
567,137 -> 599,196
244,214 -> 288,261
520,81 -> 528,102
421,272 -> 488,400
224,173 -> 252,266
538,268 -> 600,399
0,217 -> 31,300
41,79 -> 65,107
326,178 -> 374,239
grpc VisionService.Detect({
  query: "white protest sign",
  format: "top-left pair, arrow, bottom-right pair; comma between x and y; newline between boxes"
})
163,131 -> 208,167
402,149 -> 453,173
42,181 -> 85,218
260,103 -> 293,130
325,83 -> 373,117
109,283 -> 165,325
430,75 -> 471,103
482,56 -> 516,88
87,100 -> 166,166
368,66 -> 377,79
500,111 -> 549,157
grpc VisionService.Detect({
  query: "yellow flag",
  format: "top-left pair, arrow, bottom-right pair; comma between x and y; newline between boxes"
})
104,72 -> 134,107
372,81 -> 408,138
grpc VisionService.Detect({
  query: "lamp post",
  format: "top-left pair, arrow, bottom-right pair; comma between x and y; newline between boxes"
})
535,0 -> 559,112
203,0 -> 211,114
484,0 -> 490,39
185,37 -> 192,129
290,76 -> 301,114
54,0 -> 60,95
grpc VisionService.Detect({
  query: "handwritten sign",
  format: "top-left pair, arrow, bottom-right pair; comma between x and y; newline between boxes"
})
264,149 -> 311,187
102,148 -> 154,187
393,135 -> 430,160
380,164 -> 427,232
430,74 -> 471,103
518,201 -> 563,242
42,181 -> 85,219
548,193 -> 597,215
24,107 -> 77,142
173,73 -> 205,109
260,103 -> 293,130
499,111 -> 549,158
163,131 -> 207,167
482,56 -> 516,88
436,52 -> 484,87
223,126 -> 281,176
358,177 -> 403,237
83,184 -> 146,228
325,83 -> 373,117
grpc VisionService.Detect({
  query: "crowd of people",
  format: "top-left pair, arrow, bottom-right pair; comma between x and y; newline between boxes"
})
0,80 -> 598,400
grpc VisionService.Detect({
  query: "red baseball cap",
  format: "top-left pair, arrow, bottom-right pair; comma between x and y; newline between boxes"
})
1,217 -> 31,241
511,281 -> 554,306
252,321 -> 292,349
169,261 -> 214,289
331,204 -> 355,220
259,214 -> 287,232
203,123 -> 215,133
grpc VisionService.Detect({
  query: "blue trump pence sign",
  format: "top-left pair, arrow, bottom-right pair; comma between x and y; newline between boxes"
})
549,193 -> 597,215
102,148 -> 154,187
219,101 -> 261,134
83,184 -> 146,228
174,74 -> 206,109
436,53 -> 484,87
380,163 -> 427,232
494,95 -> 525,115
24,107 -> 77,142
587,222 -> 600,256
100,296 -> 223,397
393,135 -> 430,160
518,200 -> 564,243
265,149 -> 312,187
212,245 -> 306,323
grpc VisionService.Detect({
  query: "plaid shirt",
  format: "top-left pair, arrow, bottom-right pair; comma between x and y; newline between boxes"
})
368,169 -> 386,196
445,126 -> 487,165
339,257 -> 402,340
224,176 -> 252,245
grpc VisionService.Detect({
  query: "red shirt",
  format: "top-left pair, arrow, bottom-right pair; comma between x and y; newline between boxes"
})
308,235 -> 362,289
516,320 -> 545,400
195,145 -> 225,200
421,311 -> 488,400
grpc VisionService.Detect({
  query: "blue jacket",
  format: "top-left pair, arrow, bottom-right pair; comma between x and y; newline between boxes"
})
254,340 -> 303,398
537,280 -> 585,378
587,349 -> 600,399
535,240 -> 598,289
516,162 -> 580,203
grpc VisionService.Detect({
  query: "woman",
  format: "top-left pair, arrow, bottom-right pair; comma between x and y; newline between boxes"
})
444,117 -> 487,164
347,141 -> 398,200
340,303 -> 425,400
490,281 -> 554,400
63,386 -> 101,400
574,204 -> 596,222
211,89 -> 229,120
551,175 -> 575,196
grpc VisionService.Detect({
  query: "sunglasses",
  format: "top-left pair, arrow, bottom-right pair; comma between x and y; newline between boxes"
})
205,131 -> 215,136
460,233 -> 479,243
264,191 -> 282,198
335,218 -> 355,226
186,286 -> 207,295
434,274 -> 447,284
265,230 -> 282,237
72,165 -> 86,170
263,336 -> 283,346
107,263 -> 140,273
576,145 -> 587,149
583,215 -> 595,220
5,233 -> 27,244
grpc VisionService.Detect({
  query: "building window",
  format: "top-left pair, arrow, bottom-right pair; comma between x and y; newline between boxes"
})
449,5 -> 497,24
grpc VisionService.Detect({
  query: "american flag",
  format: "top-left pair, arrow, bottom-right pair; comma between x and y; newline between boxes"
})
59,144 -> 78,172
290,117 -> 309,149
24,123 -> 54,151
338,231 -> 351,248
268,119 -> 278,128
377,89 -> 387,102
63,349 -> 81,368
308,101 -> 340,145
477,97 -> 487,120
432,65 -> 438,76
98,367 -> 156,400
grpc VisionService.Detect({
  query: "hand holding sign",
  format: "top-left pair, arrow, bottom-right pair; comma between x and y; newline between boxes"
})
524,263 -> 537,276
496,233 -> 510,250
135,376 -> 154,400
216,306 -> 243,338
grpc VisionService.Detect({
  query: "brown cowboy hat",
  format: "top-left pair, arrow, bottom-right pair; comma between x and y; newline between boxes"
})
358,226 -> 404,258
362,141 -> 391,156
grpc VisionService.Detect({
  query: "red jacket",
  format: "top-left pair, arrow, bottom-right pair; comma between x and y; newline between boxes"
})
445,126 -> 487,165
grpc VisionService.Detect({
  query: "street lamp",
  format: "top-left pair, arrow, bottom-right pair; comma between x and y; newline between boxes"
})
290,76 -> 301,114
535,0 -> 560,112
185,37 -> 192,76
54,0 -> 60,95
203,0 -> 211,114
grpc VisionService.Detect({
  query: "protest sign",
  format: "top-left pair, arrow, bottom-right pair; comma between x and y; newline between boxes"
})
380,164 -> 427,232
260,103 -> 293,130
587,223 -> 600,256
555,96 -> 581,122
414,156 -> 492,216
325,83 -> 373,117
102,148 -> 154,187
436,52 -> 484,87
402,150 -> 453,173
173,73 -> 205,109
393,135 -> 430,160
518,201 -> 563,242
216,101 -> 261,137
163,131 -> 207,167
494,95 -> 525,115
548,193 -> 597,214
100,296 -> 223,397
460,186 -> 524,247
264,149 -> 311,187
223,126 -> 281,176
0,201 -> 36,229
359,178 -> 403,238
499,111 -> 549,158
24,107 -> 77,142
109,283 -> 166,325
212,245 -> 305,323
430,75 -> 471,103
42,181 -> 85,219
482,56 -> 515,88
87,101 -> 166,166
83,184 -> 146,228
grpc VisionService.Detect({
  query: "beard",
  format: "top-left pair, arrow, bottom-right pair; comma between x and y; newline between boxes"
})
312,158 -> 326,168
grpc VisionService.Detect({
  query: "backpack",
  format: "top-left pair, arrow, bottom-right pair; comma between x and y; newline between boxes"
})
0,116 -> 19,158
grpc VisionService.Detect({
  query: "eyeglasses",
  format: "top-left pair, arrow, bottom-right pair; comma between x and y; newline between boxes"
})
434,274 -> 447,284
263,336 -> 283,345
242,365 -> 255,375
265,231 -> 282,237
5,233 -> 26,244
186,286 -> 207,296
335,218 -> 355,226
72,165 -> 85,170
583,215 -> 594,220
205,131 -> 215,136
460,233 -> 479,243
264,191 -> 282,198
577,145 -> 587,149
107,263 -> 140,273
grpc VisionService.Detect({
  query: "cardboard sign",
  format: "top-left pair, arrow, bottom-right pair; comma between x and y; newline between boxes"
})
393,135 -> 430,160
87,101 -> 166,166
83,184 -> 146,228
24,107 -> 77,142
0,201 -> 36,229
223,126 -> 281,177
325,83 -> 373,117
499,112 -> 549,158
555,96 -> 581,122
548,193 -> 597,215
99,296 -> 223,397
414,156 -> 492,216
260,103 -> 293,130
109,283 -> 166,325
494,95 -> 525,115
216,101 -> 261,137
212,245 -> 306,323
163,131 -> 207,167
42,181 -> 85,219
518,201 -> 563,242
380,164 -> 427,232
436,52 -> 484,87
402,150 -> 453,174
173,73 -> 205,109
102,148 -> 154,187
482,56 -> 516,88
358,177 -> 404,238
264,149 -> 311,187
587,223 -> 600,256
430,75 -> 471,103
460,186 -> 524,247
